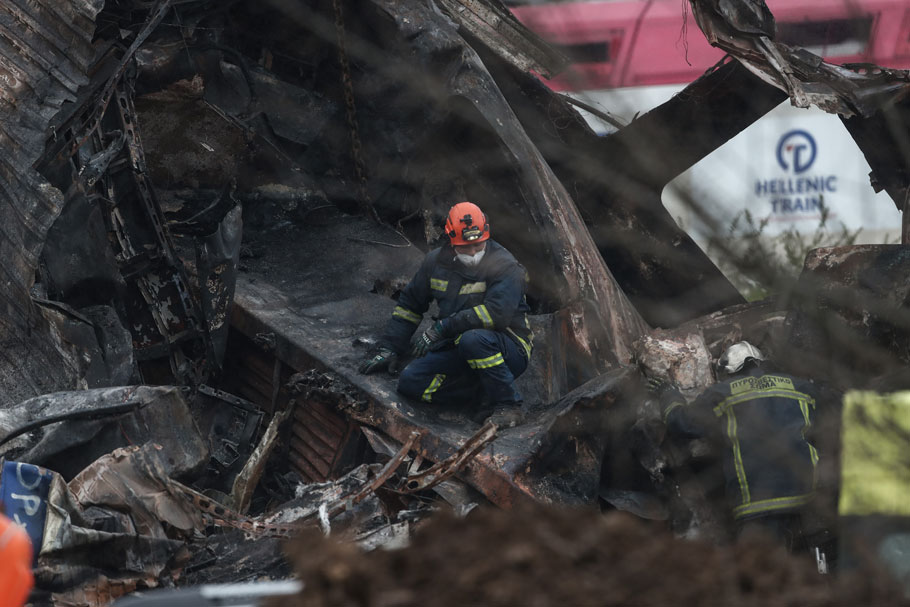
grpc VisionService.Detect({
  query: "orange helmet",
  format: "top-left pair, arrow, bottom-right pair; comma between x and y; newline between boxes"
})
0,513 -> 33,606
445,202 -> 490,246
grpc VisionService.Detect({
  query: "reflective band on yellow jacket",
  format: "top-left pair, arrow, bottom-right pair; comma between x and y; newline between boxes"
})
467,352 -> 505,369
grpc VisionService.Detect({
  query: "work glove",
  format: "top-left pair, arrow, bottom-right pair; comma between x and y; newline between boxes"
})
645,376 -> 676,398
412,321 -> 444,358
359,347 -> 400,375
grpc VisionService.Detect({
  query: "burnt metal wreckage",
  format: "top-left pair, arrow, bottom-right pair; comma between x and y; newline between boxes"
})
3,0 -> 910,603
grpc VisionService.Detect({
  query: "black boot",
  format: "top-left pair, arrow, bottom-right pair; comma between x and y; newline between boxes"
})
486,401 -> 524,428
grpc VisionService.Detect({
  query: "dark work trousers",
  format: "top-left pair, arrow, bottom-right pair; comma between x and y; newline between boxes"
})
397,329 -> 527,406
737,513 -> 807,553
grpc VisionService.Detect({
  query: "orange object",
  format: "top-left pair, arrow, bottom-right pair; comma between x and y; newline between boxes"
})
445,202 -> 489,245
0,513 -> 33,607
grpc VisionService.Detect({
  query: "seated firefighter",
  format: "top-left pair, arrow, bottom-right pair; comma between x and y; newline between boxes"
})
649,341 -> 822,551
359,202 -> 533,427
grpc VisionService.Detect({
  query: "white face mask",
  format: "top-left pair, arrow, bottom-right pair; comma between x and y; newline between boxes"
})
455,248 -> 486,267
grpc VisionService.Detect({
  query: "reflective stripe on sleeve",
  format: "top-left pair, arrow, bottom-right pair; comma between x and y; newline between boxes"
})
467,353 -> 505,369
421,374 -> 446,402
459,281 -> 487,295
392,306 -> 422,324
473,305 -> 494,329
430,278 -> 449,292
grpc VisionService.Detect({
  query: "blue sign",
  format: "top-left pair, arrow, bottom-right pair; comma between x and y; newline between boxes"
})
0,461 -> 52,563
776,130 -> 817,174
753,129 -> 837,216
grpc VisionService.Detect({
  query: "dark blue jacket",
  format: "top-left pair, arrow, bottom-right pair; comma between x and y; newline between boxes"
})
380,240 -> 532,358
662,366 -> 819,521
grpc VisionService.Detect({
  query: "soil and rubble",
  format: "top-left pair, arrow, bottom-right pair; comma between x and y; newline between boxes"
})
3,0 -> 910,605
272,506 -> 910,607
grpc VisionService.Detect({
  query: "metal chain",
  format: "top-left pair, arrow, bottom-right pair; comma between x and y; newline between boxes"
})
333,0 -> 380,223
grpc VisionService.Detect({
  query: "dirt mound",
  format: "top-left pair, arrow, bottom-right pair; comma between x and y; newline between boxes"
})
270,505 -> 909,607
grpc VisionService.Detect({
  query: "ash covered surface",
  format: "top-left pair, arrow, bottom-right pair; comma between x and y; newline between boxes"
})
181,530 -> 291,586
236,209 -> 421,310
271,504 -> 909,607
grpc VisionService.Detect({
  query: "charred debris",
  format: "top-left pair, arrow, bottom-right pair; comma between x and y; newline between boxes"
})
3,0 -> 910,603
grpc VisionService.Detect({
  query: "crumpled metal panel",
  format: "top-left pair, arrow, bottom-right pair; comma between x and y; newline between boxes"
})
0,0 -> 104,406
31,0 -> 215,387
37,443 -> 202,606
689,0 -> 910,117
701,0 -> 775,37
0,385 -> 209,481
840,95 -> 910,218
786,244 -> 910,386
434,0 -> 568,79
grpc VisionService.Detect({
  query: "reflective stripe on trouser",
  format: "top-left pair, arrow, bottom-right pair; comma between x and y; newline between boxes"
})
397,329 -> 527,405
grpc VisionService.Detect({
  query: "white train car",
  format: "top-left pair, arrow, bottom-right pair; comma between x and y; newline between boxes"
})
511,0 -> 909,245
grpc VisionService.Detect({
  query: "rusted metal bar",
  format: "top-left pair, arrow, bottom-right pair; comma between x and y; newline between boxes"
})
327,430 -> 419,517
403,421 -> 497,493
105,80 -> 212,384
72,0 -> 173,155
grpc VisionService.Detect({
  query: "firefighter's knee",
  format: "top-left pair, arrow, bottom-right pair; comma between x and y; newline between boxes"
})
456,329 -> 494,357
397,364 -> 423,399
